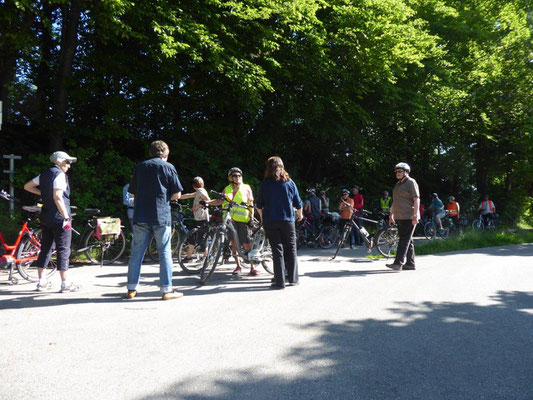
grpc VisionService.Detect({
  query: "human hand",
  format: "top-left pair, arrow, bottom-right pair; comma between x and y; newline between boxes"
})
62,219 -> 72,230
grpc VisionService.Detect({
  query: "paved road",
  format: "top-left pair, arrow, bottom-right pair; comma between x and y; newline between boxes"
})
1,243 -> 533,400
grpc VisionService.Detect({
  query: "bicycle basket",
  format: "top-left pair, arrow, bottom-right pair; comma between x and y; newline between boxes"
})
95,217 -> 121,240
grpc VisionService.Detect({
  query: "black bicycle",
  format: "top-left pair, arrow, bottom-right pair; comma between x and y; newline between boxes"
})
296,213 -> 339,249
199,191 -> 273,285
332,203 -> 399,259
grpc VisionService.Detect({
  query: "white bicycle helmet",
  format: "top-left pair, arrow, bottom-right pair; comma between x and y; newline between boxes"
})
394,162 -> 411,173
228,167 -> 243,179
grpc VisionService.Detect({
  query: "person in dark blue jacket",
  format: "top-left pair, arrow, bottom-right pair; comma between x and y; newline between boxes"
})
256,156 -> 303,289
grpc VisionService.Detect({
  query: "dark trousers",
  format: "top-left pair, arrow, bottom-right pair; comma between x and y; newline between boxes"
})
264,221 -> 298,287
394,219 -> 416,266
36,223 -> 72,271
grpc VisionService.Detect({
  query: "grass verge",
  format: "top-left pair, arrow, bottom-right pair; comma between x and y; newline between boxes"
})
415,229 -> 533,256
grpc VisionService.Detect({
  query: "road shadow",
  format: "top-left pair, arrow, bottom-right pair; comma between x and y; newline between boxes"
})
137,290 -> 533,400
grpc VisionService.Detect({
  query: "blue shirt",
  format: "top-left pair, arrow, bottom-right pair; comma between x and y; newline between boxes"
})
129,158 -> 183,226
256,179 -> 303,223
430,198 -> 444,214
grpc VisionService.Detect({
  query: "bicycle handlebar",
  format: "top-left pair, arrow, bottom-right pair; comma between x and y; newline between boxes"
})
0,189 -> 19,202
209,190 -> 250,209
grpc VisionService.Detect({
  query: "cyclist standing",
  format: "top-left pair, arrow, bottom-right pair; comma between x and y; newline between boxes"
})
380,190 -> 392,212
349,185 -> 364,245
304,189 -> 322,234
319,190 -> 330,214
338,189 -> 355,248
386,162 -> 420,271
216,167 -> 257,276
180,177 -> 211,261
478,194 -> 496,225
23,151 -> 81,292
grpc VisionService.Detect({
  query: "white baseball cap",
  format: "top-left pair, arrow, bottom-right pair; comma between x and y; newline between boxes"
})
50,151 -> 77,164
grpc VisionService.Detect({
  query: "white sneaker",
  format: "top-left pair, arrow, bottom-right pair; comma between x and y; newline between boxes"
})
59,283 -> 81,293
36,282 -> 53,292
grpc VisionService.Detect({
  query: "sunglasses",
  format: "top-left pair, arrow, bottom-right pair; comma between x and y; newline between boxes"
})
232,174 -> 241,178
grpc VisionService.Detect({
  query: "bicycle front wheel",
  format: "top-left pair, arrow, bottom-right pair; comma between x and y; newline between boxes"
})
177,227 -> 210,274
84,228 -> 126,265
424,222 -> 436,240
16,231 -> 57,282
332,223 -> 351,260
374,227 -> 399,258
199,232 -> 223,285
259,239 -> 274,275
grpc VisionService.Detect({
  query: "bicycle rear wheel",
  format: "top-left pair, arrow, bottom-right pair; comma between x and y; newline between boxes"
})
318,225 -> 339,249
375,227 -> 399,258
148,228 -> 181,261
177,227 -> 210,274
424,222 -> 436,240
332,223 -> 351,259
16,231 -> 57,282
84,228 -> 126,265
199,232 -> 223,285
471,219 -> 484,232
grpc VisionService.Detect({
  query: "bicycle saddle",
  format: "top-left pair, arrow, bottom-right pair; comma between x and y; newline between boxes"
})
84,208 -> 101,216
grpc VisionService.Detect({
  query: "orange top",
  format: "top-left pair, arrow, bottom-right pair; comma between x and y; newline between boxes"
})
446,201 -> 459,216
339,197 -> 354,220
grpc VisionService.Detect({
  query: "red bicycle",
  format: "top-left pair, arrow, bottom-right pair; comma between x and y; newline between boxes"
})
0,190 -> 57,284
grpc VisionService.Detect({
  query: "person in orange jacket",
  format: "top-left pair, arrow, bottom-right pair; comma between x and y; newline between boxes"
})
445,196 -> 461,226
478,194 -> 496,225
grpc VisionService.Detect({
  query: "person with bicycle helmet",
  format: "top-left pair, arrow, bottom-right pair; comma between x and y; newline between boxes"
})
220,167 -> 257,276
430,193 -> 446,230
386,162 -> 420,271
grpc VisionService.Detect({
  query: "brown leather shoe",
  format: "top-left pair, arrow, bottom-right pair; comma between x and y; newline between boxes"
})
161,291 -> 184,300
124,290 -> 137,299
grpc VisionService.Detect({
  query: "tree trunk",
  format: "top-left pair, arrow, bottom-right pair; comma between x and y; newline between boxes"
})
50,0 -> 82,151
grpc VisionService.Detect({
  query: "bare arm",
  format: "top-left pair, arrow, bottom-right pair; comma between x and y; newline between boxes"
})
412,197 -> 420,225
24,180 -> 41,196
170,192 -> 182,201
180,192 -> 196,200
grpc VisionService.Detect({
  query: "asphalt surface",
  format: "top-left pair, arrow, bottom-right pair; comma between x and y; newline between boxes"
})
1,243 -> 533,400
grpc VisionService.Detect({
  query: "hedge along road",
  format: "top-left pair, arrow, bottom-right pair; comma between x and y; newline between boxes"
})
1,243 -> 532,400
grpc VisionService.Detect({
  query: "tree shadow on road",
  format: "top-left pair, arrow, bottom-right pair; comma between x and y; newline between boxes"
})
137,290 -> 533,400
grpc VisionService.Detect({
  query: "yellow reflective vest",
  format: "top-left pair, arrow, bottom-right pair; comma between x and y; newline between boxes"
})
223,184 -> 253,223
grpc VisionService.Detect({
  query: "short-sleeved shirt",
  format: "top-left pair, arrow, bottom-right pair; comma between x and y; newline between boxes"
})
193,188 -> 210,221
430,198 -> 445,215
129,157 -> 183,226
256,179 -> 302,223
391,177 -> 420,220
32,173 -> 67,191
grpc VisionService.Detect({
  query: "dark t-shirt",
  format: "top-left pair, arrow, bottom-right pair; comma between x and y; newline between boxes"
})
256,179 -> 303,223
129,157 -> 183,226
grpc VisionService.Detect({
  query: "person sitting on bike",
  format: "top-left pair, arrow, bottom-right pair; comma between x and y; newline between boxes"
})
430,193 -> 446,231
445,196 -> 461,227
303,189 -> 322,234
211,167 -> 258,276
338,189 -> 355,248
180,176 -> 210,261
478,194 -> 496,226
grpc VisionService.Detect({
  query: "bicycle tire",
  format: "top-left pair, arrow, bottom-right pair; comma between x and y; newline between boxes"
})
16,231 -> 57,282
84,228 -> 126,265
259,239 -> 274,275
148,228 -> 181,261
424,222 -> 436,240
296,225 -> 308,248
332,223 -> 351,259
374,227 -> 399,258
177,227 -> 210,274
471,219 -> 484,232
318,225 -> 339,249
199,232 -> 223,285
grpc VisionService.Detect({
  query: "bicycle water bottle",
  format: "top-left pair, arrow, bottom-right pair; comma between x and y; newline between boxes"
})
360,227 -> 370,238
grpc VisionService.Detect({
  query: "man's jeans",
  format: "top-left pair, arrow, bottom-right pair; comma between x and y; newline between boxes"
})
127,223 -> 173,293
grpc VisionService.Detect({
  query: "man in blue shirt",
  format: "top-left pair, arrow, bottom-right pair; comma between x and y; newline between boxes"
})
125,140 -> 183,300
